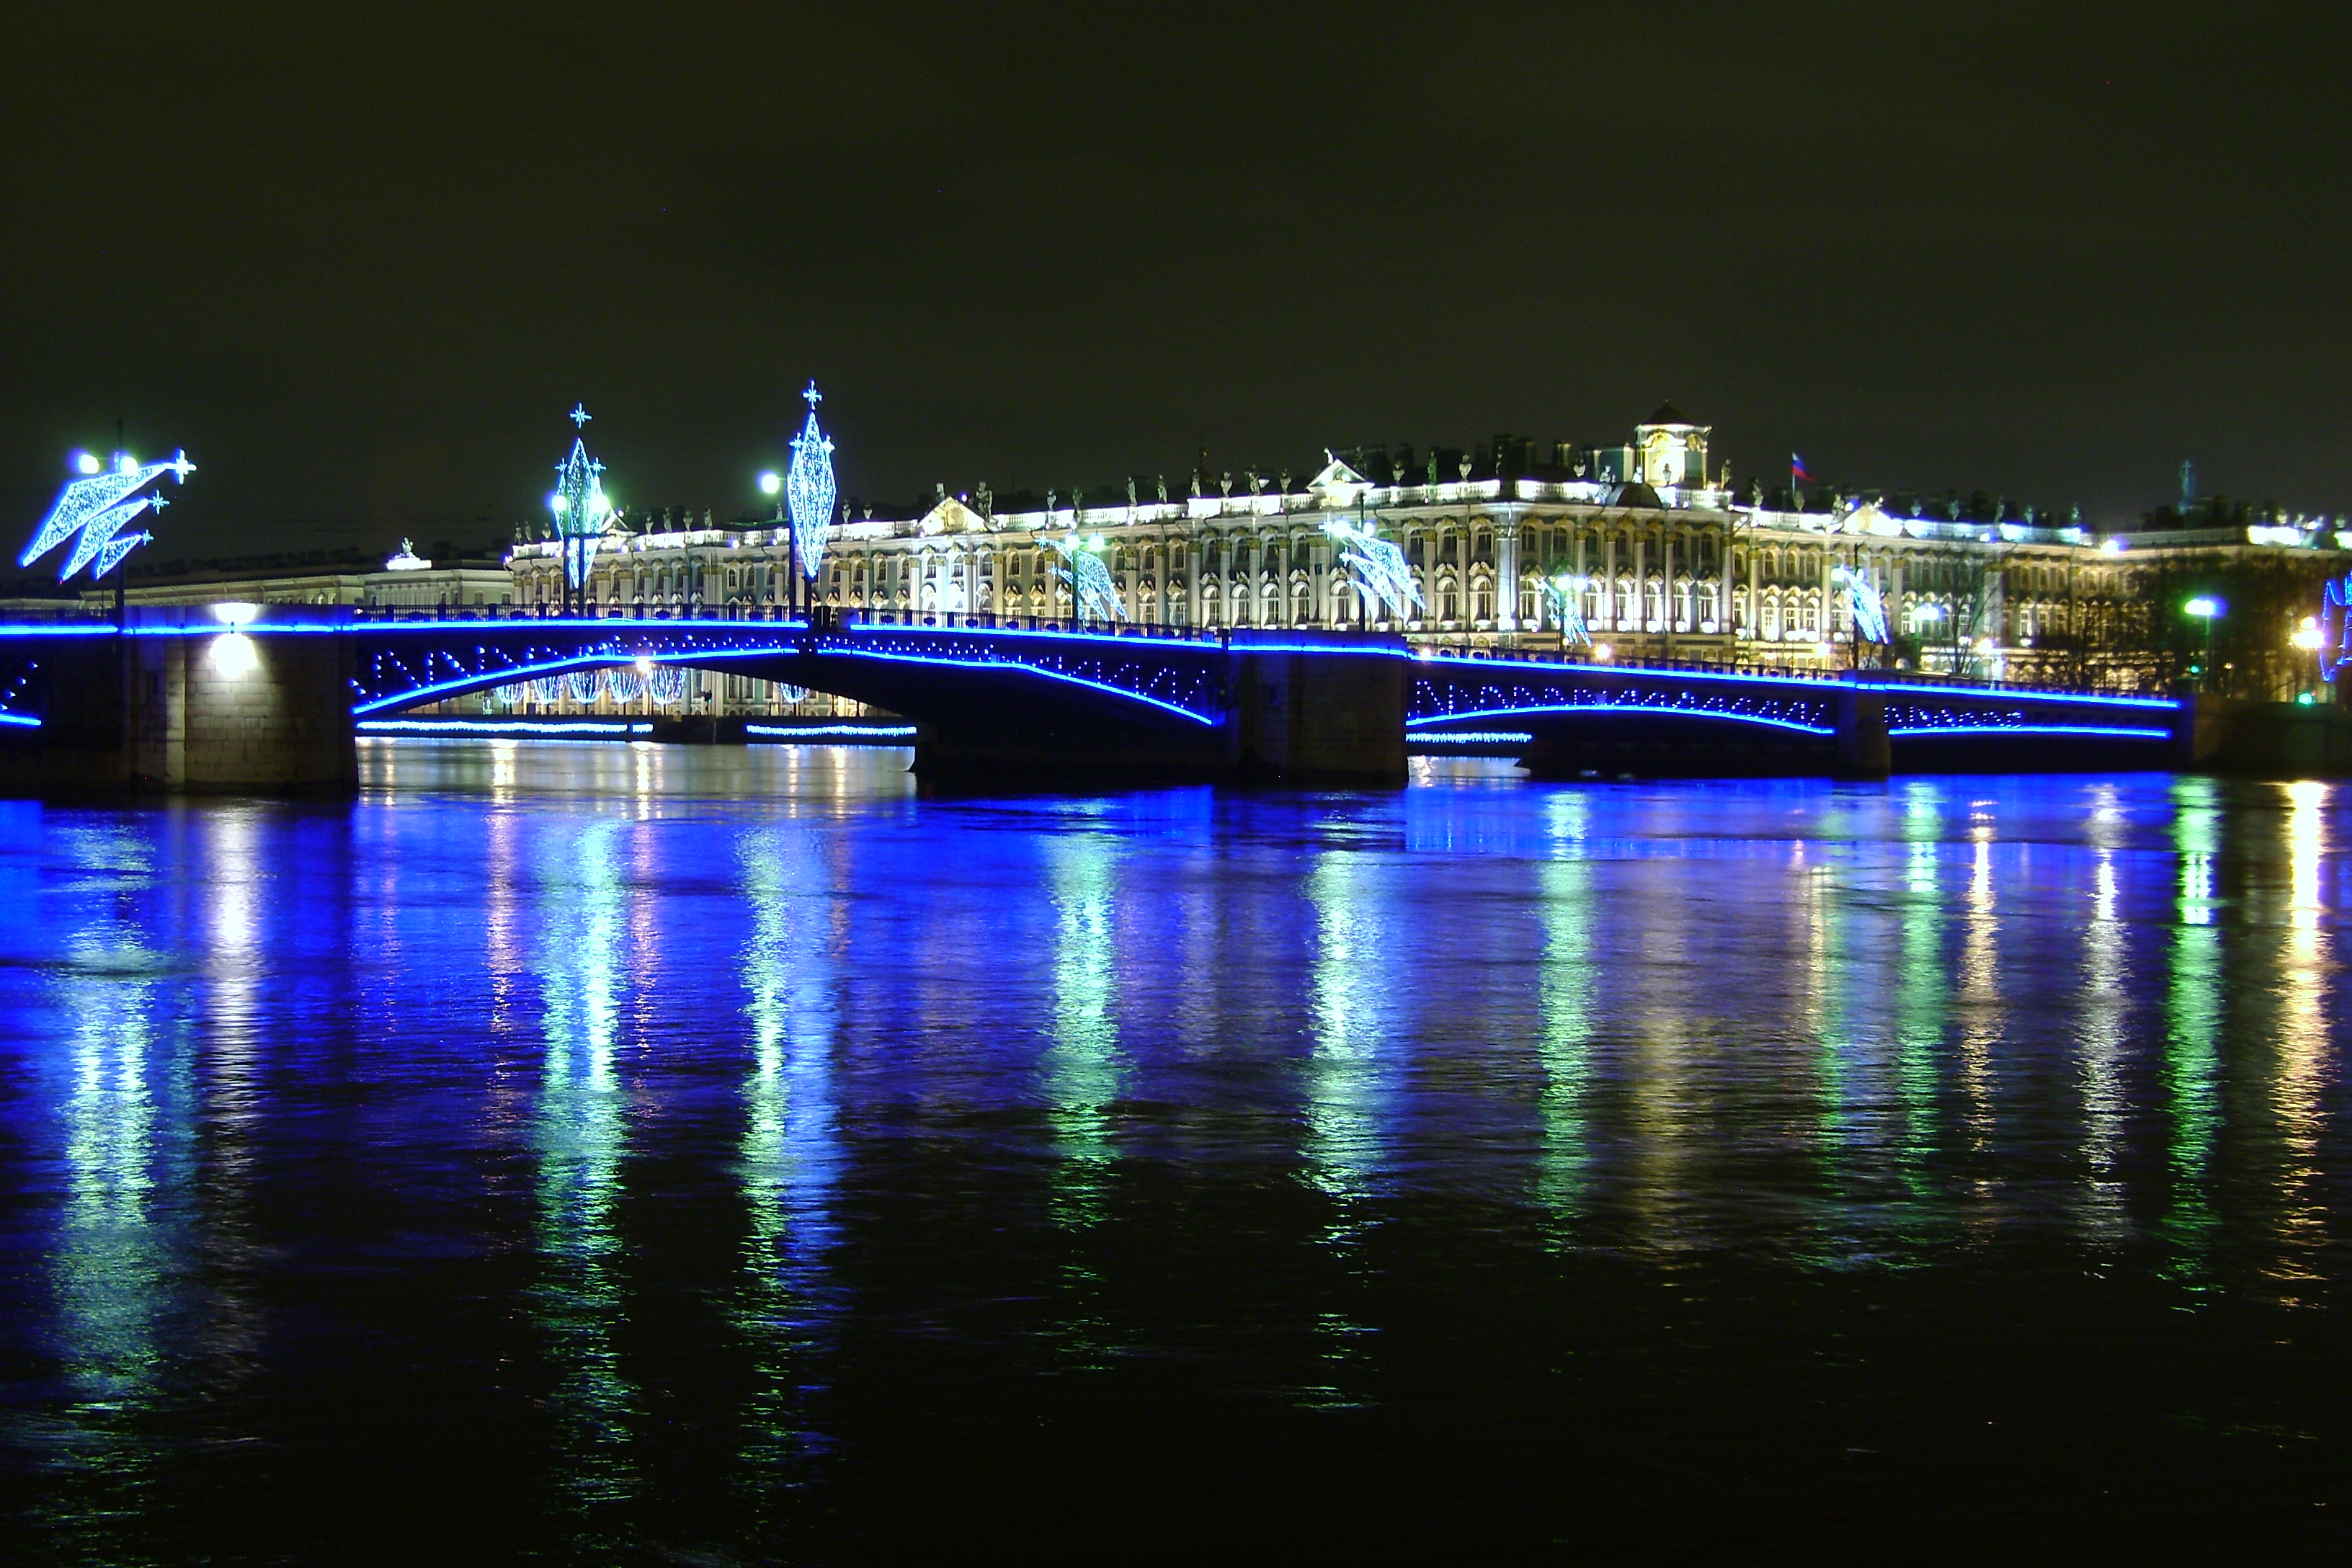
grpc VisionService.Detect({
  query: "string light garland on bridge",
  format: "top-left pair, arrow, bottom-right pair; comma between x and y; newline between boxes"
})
19,448 -> 192,582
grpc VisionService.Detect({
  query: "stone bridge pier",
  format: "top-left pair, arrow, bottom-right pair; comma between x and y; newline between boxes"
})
0,609 -> 356,794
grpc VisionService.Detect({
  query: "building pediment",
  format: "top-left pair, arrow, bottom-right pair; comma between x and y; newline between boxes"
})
917,496 -> 987,535
1307,453 -> 1373,508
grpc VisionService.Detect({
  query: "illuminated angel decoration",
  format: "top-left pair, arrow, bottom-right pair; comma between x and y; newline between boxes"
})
786,381 -> 836,580
20,448 -> 192,582
1046,533 -> 1126,623
1324,519 -> 1424,620
549,407 -> 617,588
1541,574 -> 1592,646
1833,564 -> 1891,644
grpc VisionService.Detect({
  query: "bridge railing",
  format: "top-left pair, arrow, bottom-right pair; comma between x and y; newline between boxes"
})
1417,643 -> 2168,700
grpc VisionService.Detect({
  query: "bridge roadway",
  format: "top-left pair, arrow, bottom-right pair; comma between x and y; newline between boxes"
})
0,606 -> 2187,791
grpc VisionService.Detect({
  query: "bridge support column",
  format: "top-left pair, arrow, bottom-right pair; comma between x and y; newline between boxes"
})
1226,633 -> 1407,784
125,618 -> 357,793
1832,685 -> 1890,780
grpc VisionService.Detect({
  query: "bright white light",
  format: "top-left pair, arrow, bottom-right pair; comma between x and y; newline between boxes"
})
758,471 -> 782,496
211,631 -> 259,677
211,602 -> 261,627
2186,596 -> 2222,618
71,451 -> 100,475
1592,643 -> 1613,662
115,453 -> 138,474
633,655 -> 653,673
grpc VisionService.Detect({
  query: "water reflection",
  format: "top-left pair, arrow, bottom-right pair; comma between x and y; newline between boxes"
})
2273,780 -> 2332,1269
530,819 -> 638,1520
6,747 -> 2352,1560
734,823 -> 844,1469
1535,790 -> 1597,1222
2164,776 -> 2223,1270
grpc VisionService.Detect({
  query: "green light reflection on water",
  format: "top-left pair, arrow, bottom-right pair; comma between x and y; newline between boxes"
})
732,826 -> 844,1471
1534,789 -> 1597,1224
2161,775 -> 2223,1273
530,819 -> 637,1518
1894,783 -> 1950,1208
33,825 -> 197,1565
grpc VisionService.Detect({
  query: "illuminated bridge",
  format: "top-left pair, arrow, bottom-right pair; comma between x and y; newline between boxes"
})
1408,655 -> 2184,778
0,608 -> 2196,792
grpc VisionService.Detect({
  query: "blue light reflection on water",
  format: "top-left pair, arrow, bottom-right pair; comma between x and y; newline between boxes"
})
1,744 -> 2350,1557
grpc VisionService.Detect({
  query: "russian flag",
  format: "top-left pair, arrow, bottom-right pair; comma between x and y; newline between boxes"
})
1791,453 -> 1812,484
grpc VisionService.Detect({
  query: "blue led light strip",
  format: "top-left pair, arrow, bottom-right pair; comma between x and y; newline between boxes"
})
744,723 -> 917,739
1420,654 -> 2180,708
827,647 -> 1219,723
1890,723 -> 2172,740
359,718 -> 652,736
0,712 -> 42,729
352,654 -> 641,713
1411,730 -> 1534,744
1409,702 -> 1835,736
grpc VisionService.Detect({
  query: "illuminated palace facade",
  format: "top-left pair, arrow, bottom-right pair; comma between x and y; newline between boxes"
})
502,409 -> 2346,710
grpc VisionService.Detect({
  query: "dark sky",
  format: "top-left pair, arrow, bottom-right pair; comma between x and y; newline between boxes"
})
6,1 -> 2347,557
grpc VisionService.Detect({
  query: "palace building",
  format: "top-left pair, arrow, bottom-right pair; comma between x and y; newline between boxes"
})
501,406 -> 2347,708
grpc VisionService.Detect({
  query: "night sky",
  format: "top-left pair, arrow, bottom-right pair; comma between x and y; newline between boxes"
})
5,2 -> 2346,558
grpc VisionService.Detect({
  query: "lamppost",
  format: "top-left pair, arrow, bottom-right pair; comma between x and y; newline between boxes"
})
758,469 -> 786,620
1911,600 -> 1946,674
2186,595 -> 2224,693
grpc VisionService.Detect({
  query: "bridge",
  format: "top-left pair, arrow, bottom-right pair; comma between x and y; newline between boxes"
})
0,605 -> 2204,793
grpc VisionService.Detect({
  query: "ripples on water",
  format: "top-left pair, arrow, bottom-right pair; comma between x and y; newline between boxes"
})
2,741 -> 2348,1561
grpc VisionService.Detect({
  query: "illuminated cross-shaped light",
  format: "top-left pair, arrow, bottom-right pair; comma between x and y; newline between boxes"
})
570,404 -> 592,428
803,380 -> 822,409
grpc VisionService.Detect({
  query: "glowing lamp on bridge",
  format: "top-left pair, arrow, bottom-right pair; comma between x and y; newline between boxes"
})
209,602 -> 262,677
2184,596 -> 2223,620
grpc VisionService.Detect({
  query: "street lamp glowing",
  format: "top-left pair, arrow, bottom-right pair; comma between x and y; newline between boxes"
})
2185,596 -> 2222,619
2293,615 -> 2322,651
758,471 -> 782,496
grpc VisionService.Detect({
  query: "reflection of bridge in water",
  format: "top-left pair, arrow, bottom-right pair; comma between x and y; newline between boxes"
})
0,607 -> 2207,791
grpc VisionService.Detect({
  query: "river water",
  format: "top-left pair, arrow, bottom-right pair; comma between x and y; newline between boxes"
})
3,742 -> 2348,1562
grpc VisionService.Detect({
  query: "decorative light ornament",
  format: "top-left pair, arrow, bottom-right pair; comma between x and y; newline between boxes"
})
1045,532 -> 1126,623
1541,574 -> 1592,646
1323,518 -> 1425,620
785,381 -> 836,582
1833,564 -> 1891,644
20,448 -> 192,581
550,405 -> 616,588
2318,576 -> 2351,681
647,665 -> 692,705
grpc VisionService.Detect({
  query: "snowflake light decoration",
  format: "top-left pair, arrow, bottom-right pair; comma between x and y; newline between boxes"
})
1045,533 -> 1126,623
1833,564 -> 1891,644
20,449 -> 192,582
1323,519 -> 1424,620
549,409 -> 617,588
785,381 -> 836,581
1541,574 -> 1592,646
